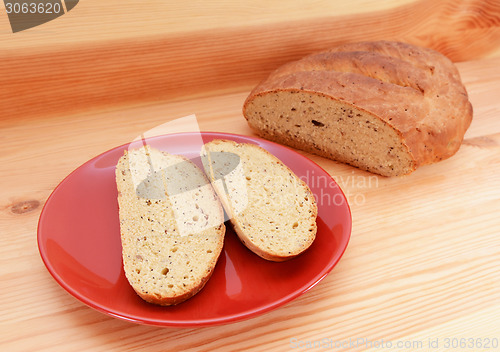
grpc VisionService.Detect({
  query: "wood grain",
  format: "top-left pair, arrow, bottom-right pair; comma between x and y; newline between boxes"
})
2,0 -> 500,123
1,55 -> 499,351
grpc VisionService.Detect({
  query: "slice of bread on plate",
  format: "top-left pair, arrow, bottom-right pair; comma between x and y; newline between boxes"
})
202,139 -> 317,262
116,145 -> 225,305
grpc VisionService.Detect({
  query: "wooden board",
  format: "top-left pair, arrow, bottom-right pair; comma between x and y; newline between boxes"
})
2,0 -> 500,121
1,1 -> 500,351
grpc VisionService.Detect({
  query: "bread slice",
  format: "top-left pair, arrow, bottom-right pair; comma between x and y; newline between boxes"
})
243,41 -> 473,176
202,139 -> 317,262
116,145 -> 225,305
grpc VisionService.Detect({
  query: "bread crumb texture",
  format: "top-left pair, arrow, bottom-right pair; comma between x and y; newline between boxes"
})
116,146 -> 225,305
243,41 -> 473,176
203,140 -> 317,261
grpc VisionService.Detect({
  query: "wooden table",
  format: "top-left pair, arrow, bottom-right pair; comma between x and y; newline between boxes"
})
1,1 -> 499,351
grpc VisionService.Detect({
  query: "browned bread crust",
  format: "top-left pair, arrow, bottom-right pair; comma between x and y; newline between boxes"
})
243,41 -> 473,176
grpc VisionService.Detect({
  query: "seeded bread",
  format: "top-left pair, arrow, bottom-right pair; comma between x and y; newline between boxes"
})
202,139 -> 317,262
116,146 -> 225,305
243,40 -> 473,176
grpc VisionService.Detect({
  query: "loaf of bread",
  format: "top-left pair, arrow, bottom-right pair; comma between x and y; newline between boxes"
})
243,41 -> 473,176
116,146 -> 225,305
202,139 -> 317,262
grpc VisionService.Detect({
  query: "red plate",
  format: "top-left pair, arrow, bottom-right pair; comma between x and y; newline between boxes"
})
37,132 -> 351,327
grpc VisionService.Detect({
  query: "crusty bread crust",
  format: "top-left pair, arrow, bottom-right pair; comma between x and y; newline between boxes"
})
203,139 -> 317,262
243,41 -> 473,176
